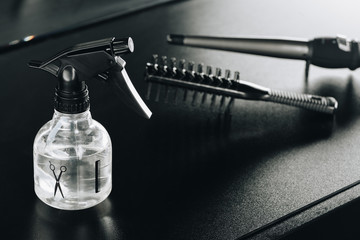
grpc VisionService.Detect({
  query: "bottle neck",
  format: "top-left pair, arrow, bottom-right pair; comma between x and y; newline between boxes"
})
53,109 -> 91,119
52,109 -> 93,130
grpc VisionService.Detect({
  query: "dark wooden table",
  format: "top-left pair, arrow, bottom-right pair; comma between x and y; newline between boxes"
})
2,0 -> 360,239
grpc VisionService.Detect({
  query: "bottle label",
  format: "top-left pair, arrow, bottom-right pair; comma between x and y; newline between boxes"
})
95,160 -> 100,193
34,150 -> 112,209
49,161 -> 67,198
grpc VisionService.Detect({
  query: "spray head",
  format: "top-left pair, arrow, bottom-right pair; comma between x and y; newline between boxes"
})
28,37 -> 152,119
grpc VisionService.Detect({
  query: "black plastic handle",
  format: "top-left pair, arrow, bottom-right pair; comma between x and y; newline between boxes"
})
309,36 -> 360,70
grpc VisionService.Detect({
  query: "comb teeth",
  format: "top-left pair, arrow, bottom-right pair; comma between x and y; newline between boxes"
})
145,56 -> 243,88
145,56 -> 237,113
145,55 -> 338,115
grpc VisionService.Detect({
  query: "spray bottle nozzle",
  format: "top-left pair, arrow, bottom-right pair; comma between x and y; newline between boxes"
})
28,37 -> 152,119
112,38 -> 134,55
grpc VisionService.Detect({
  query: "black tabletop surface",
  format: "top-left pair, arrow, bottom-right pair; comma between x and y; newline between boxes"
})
2,0 -> 360,239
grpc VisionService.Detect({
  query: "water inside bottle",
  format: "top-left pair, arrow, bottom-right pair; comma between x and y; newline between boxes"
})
34,146 -> 111,210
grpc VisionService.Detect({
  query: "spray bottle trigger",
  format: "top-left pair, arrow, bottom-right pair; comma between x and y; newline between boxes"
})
28,37 -> 152,119
108,56 -> 152,119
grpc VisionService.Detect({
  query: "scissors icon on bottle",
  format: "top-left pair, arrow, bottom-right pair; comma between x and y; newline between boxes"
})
49,161 -> 67,198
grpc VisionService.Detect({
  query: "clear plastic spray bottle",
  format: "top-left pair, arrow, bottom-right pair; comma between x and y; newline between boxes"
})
30,37 -> 152,210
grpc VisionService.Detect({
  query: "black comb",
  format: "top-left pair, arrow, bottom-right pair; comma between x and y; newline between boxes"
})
145,55 -> 338,115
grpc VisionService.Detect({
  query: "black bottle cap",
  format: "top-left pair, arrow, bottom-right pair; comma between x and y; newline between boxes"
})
54,65 -> 90,114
